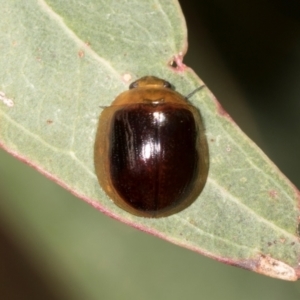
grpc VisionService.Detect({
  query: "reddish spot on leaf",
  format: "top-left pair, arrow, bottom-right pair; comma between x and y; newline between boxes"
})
169,53 -> 186,72
78,50 -> 84,58
269,189 -> 278,199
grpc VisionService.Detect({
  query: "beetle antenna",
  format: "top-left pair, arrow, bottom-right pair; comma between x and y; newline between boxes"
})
185,85 -> 205,99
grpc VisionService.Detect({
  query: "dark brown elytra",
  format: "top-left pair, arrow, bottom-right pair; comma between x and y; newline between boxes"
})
94,76 -> 209,218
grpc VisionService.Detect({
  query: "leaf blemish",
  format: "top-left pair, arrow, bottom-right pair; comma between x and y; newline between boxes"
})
78,50 -> 85,58
169,53 -> 186,72
255,255 -> 297,281
269,189 -> 278,199
226,145 -> 231,152
0,91 -> 14,107
170,60 -> 178,68
122,73 -> 132,83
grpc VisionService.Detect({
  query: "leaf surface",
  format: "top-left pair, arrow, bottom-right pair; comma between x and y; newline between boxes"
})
0,0 -> 299,281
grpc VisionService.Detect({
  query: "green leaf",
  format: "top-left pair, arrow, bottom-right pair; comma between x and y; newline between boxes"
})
0,0 -> 299,281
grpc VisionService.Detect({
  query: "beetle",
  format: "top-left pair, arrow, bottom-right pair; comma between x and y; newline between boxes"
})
94,76 -> 209,217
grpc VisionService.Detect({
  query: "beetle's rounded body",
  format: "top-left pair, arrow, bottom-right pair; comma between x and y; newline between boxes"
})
94,76 -> 208,217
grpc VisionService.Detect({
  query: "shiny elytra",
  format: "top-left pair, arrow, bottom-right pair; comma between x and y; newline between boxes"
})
94,76 -> 209,218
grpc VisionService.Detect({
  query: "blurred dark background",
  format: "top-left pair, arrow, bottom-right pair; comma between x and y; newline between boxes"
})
1,1 -> 300,299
